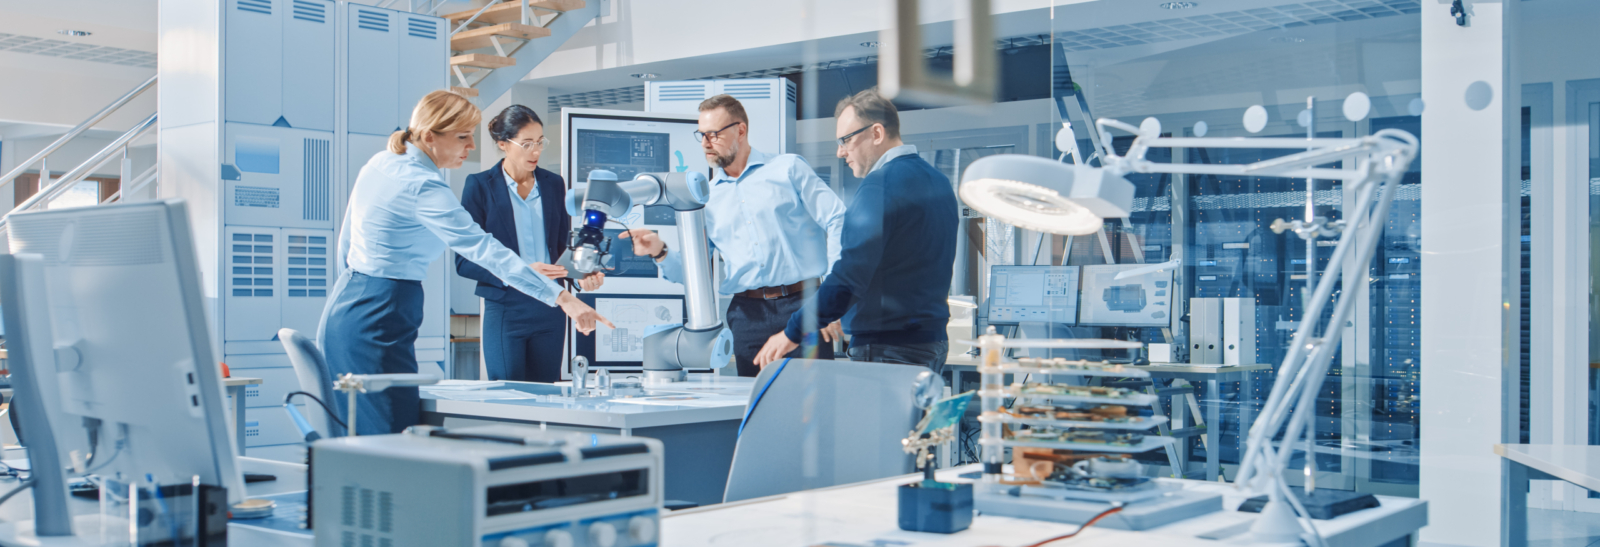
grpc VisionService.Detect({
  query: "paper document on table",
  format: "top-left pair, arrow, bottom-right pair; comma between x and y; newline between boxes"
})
426,390 -> 539,401
422,380 -> 505,391
611,394 -> 745,408
594,297 -> 683,362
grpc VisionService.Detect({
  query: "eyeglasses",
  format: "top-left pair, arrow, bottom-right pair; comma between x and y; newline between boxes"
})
507,137 -> 547,151
836,124 -> 874,147
693,122 -> 742,143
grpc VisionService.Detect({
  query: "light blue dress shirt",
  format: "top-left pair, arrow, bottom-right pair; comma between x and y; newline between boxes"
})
337,145 -> 563,305
502,165 -> 548,265
657,149 -> 847,295
870,144 -> 920,174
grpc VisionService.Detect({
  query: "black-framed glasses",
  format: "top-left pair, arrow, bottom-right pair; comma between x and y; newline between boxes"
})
836,124 -> 873,147
693,122 -> 742,143
507,137 -> 547,151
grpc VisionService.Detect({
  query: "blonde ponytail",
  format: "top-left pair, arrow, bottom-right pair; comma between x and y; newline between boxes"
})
388,90 -> 481,155
387,127 -> 413,155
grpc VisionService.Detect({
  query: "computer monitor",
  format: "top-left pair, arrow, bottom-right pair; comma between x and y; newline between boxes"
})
5,199 -> 245,503
1078,264 -> 1175,327
562,109 -> 707,228
986,266 -> 1080,325
0,253 -> 81,536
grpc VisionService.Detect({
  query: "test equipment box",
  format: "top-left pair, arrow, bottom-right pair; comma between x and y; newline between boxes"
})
312,424 -> 663,547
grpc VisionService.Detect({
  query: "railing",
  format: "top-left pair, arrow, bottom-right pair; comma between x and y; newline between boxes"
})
0,113 -> 158,235
104,163 -> 160,204
0,75 -> 157,199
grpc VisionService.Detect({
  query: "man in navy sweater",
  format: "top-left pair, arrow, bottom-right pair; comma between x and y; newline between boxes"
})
754,88 -> 958,373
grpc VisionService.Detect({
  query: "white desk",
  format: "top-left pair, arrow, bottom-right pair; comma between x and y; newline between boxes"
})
0,456 -> 304,547
419,377 -> 755,506
662,464 -> 1427,547
1496,443 -> 1600,547
1137,363 -> 1270,480
223,376 -> 263,452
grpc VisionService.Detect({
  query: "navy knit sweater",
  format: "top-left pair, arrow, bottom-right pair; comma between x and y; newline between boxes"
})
785,153 -> 958,346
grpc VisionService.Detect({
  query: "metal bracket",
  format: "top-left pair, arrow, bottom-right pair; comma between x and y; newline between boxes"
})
879,0 -> 996,105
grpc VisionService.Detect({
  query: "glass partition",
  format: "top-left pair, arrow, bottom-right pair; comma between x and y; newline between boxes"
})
1044,0 -> 1423,494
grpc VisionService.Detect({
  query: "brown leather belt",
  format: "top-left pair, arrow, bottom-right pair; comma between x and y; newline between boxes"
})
734,279 -> 817,300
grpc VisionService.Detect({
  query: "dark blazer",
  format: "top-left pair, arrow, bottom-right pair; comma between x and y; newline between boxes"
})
456,160 -> 571,302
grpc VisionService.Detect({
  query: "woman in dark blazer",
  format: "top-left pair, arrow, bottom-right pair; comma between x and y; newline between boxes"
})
457,105 -> 604,382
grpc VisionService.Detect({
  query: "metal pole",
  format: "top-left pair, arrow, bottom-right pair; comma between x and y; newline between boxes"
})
1303,96 -> 1317,492
347,390 -> 359,437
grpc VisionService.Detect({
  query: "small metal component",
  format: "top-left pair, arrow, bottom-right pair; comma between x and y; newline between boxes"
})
572,356 -> 589,393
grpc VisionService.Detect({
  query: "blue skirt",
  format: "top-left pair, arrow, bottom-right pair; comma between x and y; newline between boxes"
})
316,270 -> 425,436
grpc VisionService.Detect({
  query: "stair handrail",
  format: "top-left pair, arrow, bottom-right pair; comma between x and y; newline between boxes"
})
103,163 -> 160,204
0,75 -> 156,193
0,113 -> 158,234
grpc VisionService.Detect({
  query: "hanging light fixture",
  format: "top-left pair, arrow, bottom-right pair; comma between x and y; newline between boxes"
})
957,155 -> 1135,236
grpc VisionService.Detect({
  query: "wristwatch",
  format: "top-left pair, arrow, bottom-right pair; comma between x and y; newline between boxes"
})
652,242 -> 669,260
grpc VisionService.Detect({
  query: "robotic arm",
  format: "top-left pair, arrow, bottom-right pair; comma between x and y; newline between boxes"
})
561,170 -> 735,382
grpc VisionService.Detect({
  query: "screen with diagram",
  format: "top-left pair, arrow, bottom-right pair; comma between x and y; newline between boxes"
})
575,294 -> 686,367
1077,264 -> 1174,327
987,266 -> 1080,325
566,112 -> 706,228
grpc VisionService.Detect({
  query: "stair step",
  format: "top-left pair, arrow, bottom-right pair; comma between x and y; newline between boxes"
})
444,0 -> 585,26
451,22 -> 552,51
450,86 -> 480,98
451,53 -> 517,69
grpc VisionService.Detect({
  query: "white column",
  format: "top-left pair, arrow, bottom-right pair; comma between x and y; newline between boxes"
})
1420,1 -> 1520,545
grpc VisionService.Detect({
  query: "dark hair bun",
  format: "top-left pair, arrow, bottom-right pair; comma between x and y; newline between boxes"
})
488,104 -> 543,143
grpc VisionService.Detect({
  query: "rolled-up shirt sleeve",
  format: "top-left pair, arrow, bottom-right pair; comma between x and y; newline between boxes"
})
413,176 -> 563,305
789,159 -> 847,277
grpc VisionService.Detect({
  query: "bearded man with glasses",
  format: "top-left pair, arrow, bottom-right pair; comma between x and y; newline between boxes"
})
621,94 -> 847,377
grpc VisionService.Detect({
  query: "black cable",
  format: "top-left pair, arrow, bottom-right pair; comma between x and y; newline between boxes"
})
286,391 -> 348,430
0,480 -> 34,508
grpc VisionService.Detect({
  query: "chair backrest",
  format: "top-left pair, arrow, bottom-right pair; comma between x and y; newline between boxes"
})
723,358 -> 923,503
277,328 -> 334,437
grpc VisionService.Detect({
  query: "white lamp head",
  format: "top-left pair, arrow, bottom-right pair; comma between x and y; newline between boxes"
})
958,154 -> 1136,236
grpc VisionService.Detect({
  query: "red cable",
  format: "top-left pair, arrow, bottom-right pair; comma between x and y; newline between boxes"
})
1014,505 -> 1125,547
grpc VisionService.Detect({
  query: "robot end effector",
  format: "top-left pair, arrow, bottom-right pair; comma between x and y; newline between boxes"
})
560,170 -> 731,381
560,170 -> 712,277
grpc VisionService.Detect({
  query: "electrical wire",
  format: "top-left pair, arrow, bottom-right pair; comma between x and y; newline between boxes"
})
1010,504 -> 1124,547
0,479 -> 34,508
286,391 -> 349,430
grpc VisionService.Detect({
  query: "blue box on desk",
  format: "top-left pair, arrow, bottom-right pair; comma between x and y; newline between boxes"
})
898,481 -> 973,533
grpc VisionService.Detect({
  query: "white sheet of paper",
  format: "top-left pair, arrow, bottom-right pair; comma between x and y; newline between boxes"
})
427,390 -> 540,401
593,298 -> 682,362
422,380 -> 505,391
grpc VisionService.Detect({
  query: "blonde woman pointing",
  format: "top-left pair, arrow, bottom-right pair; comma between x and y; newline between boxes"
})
318,91 -> 611,435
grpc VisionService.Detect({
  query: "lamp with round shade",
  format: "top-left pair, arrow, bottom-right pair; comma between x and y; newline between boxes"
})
957,154 -> 1136,235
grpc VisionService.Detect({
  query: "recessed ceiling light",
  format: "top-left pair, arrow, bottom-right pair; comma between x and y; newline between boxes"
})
57,29 -> 92,37
629,73 -> 658,79
1159,1 -> 1198,9
860,41 -> 879,48
1269,36 -> 1306,43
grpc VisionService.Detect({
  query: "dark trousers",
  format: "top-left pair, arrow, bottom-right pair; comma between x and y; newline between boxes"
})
848,340 -> 950,376
727,292 -> 835,377
482,292 -> 567,383
317,271 -> 425,436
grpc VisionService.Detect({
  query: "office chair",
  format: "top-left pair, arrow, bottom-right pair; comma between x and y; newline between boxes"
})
278,328 -> 336,439
722,358 -> 925,503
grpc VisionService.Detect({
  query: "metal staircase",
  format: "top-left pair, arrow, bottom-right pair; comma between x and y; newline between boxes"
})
0,75 -> 159,236
385,0 -> 598,105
